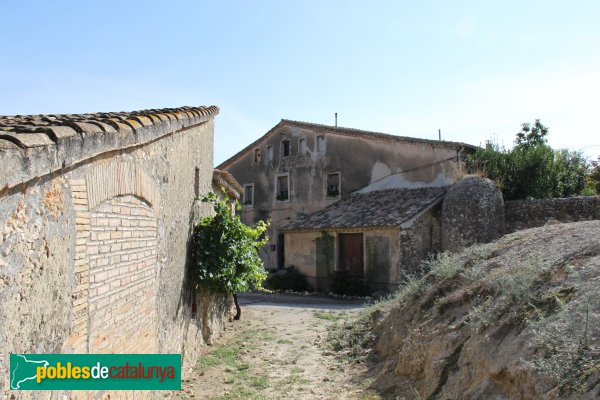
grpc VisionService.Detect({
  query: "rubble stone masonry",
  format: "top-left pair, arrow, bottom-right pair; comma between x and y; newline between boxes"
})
505,195 -> 600,233
0,106 -> 230,400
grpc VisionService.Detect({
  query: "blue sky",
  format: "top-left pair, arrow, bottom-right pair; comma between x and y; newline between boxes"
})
2,1 -> 599,164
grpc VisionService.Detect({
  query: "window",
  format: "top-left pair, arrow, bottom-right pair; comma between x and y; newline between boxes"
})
298,138 -> 307,155
254,148 -> 261,163
243,184 -> 254,206
326,172 -> 340,197
317,135 -> 326,153
276,174 -> 289,201
281,140 -> 290,158
266,145 -> 273,161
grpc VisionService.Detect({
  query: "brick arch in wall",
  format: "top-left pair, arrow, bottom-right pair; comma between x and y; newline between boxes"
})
85,162 -> 161,213
64,162 -> 162,354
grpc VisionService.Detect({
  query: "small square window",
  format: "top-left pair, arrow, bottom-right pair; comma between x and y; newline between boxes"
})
276,175 -> 289,201
282,140 -> 290,158
254,148 -> 261,163
326,172 -> 340,197
243,184 -> 254,206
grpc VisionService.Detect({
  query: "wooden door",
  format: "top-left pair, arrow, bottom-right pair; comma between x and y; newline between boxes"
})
338,233 -> 364,278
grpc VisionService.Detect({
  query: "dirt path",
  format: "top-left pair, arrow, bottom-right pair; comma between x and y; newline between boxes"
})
175,294 -> 379,400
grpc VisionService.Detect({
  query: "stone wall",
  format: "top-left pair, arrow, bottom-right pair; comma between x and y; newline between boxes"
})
441,177 -> 505,252
0,107 -> 231,400
399,204 -> 442,276
505,195 -> 600,233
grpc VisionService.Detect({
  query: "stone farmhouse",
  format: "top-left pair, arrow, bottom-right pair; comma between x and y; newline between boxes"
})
281,187 -> 447,292
0,106 -> 232,400
218,119 -> 477,286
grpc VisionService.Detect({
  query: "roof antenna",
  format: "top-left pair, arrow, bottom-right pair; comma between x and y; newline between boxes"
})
335,113 -> 338,127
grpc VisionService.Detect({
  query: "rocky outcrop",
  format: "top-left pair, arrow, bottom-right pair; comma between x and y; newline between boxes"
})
370,220 -> 600,399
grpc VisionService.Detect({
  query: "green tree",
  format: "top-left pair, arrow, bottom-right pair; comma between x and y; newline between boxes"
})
467,120 -> 589,200
553,150 -> 589,197
587,157 -> 600,194
515,119 -> 549,147
505,143 -> 556,199
190,192 -> 269,319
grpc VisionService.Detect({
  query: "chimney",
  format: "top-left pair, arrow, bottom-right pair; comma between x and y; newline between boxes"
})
335,113 -> 338,127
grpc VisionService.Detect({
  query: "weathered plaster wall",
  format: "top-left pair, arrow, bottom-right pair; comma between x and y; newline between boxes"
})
0,177 -> 74,398
0,108 -> 230,400
284,228 -> 400,292
284,231 -> 321,288
225,122 -> 467,269
364,230 -> 400,292
505,196 -> 600,233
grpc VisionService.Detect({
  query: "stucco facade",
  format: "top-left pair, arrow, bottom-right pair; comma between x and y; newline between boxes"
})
219,120 -> 474,270
284,228 -> 402,292
0,107 -> 232,400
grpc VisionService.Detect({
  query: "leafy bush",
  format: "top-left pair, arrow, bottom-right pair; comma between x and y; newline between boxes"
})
467,120 -> 590,200
328,270 -> 368,296
190,192 -> 269,294
426,252 -> 464,280
392,274 -> 428,305
554,149 -> 589,197
264,266 -> 310,292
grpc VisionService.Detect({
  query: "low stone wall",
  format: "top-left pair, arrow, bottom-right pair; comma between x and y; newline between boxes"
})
0,107 -> 231,400
505,195 -> 600,233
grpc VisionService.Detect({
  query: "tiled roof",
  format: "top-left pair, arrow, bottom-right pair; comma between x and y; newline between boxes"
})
217,119 -> 477,168
281,187 -> 447,231
0,106 -> 218,149
212,169 -> 243,199
0,106 -> 219,191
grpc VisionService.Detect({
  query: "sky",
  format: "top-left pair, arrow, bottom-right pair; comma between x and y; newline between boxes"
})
1,1 -> 599,164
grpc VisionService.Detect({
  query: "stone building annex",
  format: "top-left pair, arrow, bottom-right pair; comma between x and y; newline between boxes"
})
0,106 -> 234,399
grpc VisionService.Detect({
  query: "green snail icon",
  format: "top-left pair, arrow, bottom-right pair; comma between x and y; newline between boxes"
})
10,354 -> 49,390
